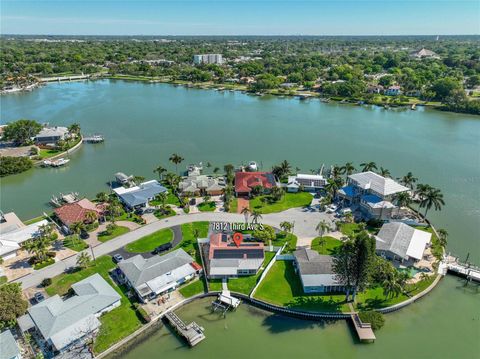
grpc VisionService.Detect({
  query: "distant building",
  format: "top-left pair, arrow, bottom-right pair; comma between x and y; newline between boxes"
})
367,84 -> 384,94
193,54 -> 223,65
17,274 -> 121,353
0,329 -> 22,359
287,174 -> 326,193
375,222 -> 431,263
411,48 -> 440,59
54,198 -> 102,229
117,249 -> 201,302
234,171 -> 277,197
206,233 -> 265,279
113,179 -> 167,210
337,171 -> 409,220
34,126 -> 69,145
293,248 -> 345,293
384,85 -> 402,96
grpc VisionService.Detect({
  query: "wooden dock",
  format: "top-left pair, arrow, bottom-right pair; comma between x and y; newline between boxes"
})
439,255 -> 480,283
350,313 -> 376,343
164,311 -> 205,347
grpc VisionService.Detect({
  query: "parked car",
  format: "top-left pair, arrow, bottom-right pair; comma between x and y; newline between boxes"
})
143,207 -> 155,214
113,254 -> 124,263
189,198 -> 196,206
34,292 -> 45,303
80,230 -> 89,239
152,242 -> 173,255
326,204 -> 338,213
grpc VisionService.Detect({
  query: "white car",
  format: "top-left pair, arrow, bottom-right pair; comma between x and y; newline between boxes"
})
326,204 -> 338,213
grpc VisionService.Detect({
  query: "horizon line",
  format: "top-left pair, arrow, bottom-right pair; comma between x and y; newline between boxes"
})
2,33 -> 479,37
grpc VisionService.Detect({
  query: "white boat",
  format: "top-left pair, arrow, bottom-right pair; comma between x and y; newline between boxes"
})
247,161 -> 258,171
51,158 -> 70,167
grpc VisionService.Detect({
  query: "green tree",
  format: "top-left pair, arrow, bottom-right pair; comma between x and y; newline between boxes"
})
400,172 -> 418,189
437,229 -> 448,248
419,186 -> 445,218
251,209 -> 263,224
67,123 -> 81,135
253,225 -> 275,243
280,221 -> 293,234
3,119 -> 42,145
76,252 -> 92,269
154,165 -> 167,181
0,283 -> 28,330
360,162 -> 377,172
316,220 -> 331,237
169,153 -> 184,175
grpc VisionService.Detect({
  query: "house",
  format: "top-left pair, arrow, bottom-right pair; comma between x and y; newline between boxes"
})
337,171 -> 409,220
411,48 -> 440,59
367,84 -> 384,94
17,274 -> 121,353
375,222 -> 431,263
0,212 -> 49,260
293,248 -> 345,293
0,330 -> 22,359
384,85 -> 402,96
54,198 -> 102,229
113,179 -> 167,210
193,54 -> 223,65
207,233 -> 264,278
34,126 -> 69,145
117,249 -> 201,302
287,174 -> 326,193
179,175 -> 225,196
234,171 -> 277,197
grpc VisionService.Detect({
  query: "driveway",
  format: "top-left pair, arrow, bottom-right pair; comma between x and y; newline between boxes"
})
14,208 -> 333,290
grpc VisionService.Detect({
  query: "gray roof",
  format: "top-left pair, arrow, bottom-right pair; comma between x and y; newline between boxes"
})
209,258 -> 263,275
26,273 -> 120,350
118,249 -> 193,288
36,126 -> 69,139
119,181 -> 167,207
293,248 -> 334,275
349,171 -> 409,197
0,330 -> 20,359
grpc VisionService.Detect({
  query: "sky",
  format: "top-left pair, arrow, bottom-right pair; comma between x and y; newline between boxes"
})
1,0 -> 479,36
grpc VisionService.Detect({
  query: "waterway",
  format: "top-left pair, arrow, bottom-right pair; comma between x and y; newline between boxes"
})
1,80 -> 479,357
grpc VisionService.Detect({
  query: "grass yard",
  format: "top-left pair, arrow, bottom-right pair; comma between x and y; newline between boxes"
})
179,279 -> 207,298
44,256 -> 142,354
178,221 -> 210,263
198,201 -> 216,212
97,226 -> 130,243
125,228 -> 173,253
63,236 -> 89,251
311,236 -> 342,255
249,192 -> 313,214
272,233 -> 298,253
39,148 -> 62,159
153,207 -> 176,220
150,192 -> 181,206
229,198 -> 238,213
23,215 -> 47,225
254,260 -> 349,313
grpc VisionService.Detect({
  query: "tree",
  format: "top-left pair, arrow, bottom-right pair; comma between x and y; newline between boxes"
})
0,283 -> 28,330
22,228 -> 55,263
240,206 -> 251,224
379,167 -> 391,178
272,160 -> 291,180
271,186 -> 284,202
431,77 -> 462,101
70,221 -> 86,236
96,191 -> 109,203
280,221 -> 293,234
251,209 -> 263,224
316,220 -> 331,237
358,311 -> 385,331
84,210 -> 97,224
342,162 -> 356,181
67,123 -> 81,135
437,229 -> 448,248
400,172 -> 418,189
76,252 -> 91,269
155,192 -> 168,211
169,153 -> 184,175
382,269 -> 404,299
133,175 -> 145,185
253,225 -> 275,243
325,177 -> 342,199
3,119 -> 42,145
154,165 -> 167,181
0,156 -> 34,177
360,161 -> 377,172
419,186 -> 445,218
393,191 -> 412,214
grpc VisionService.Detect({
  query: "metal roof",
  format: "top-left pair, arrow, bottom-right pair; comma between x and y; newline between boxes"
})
349,171 -> 409,197
0,330 -> 20,359
376,222 -> 431,260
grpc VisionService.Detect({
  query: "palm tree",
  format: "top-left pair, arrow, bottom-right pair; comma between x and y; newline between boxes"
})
271,186 -> 284,202
400,172 -> 418,189
165,173 -> 181,194
68,123 -> 81,135
70,221 -> 85,236
76,252 -> 91,269
393,191 -> 412,216
133,175 -> 145,185
342,162 -> 355,181
317,236 -> 327,252
330,165 -> 343,180
437,229 -> 448,248
316,220 -> 331,238
379,167 -> 391,178
382,270 -> 403,299
203,194 -> 211,204
224,164 -> 235,177
154,165 -> 167,181
325,177 -> 342,199
360,161 -> 377,172
251,210 -> 262,224
240,206 -> 251,224
213,167 -> 220,175
154,192 -> 168,212
169,154 -> 184,175
279,160 -> 292,178
84,211 -> 97,224
96,191 -> 109,203
280,221 -> 293,234
419,187 -> 445,218
107,202 -> 122,224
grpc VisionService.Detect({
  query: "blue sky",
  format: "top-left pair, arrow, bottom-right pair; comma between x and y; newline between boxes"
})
1,1 -> 479,35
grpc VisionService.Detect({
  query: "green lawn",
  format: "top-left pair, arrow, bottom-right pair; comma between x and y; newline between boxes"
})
179,279 -> 207,298
311,236 -> 342,255
150,192 -> 181,206
63,236 -> 89,251
23,215 -> 47,225
249,192 -> 313,214
97,226 -> 130,243
229,198 -> 238,213
198,201 -> 216,212
178,222 -> 210,263
39,148 -> 62,159
125,228 -> 173,253
254,260 -> 350,313
272,233 -> 298,253
153,207 -> 176,219
44,256 -> 142,354
338,222 -> 362,237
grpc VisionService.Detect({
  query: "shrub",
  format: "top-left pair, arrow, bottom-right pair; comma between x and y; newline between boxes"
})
358,311 -> 385,331
0,156 -> 33,177
41,278 -> 52,287
134,303 -> 151,323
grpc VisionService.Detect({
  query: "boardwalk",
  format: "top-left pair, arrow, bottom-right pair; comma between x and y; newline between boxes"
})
350,313 -> 376,342
439,256 -> 480,282
164,312 -> 205,346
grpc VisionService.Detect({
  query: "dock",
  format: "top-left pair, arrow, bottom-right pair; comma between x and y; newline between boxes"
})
350,313 -> 376,343
212,290 -> 241,315
163,311 -> 205,347
83,134 -> 105,143
439,255 -> 480,283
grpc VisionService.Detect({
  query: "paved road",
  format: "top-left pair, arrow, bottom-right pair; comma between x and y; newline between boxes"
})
14,207 -> 333,290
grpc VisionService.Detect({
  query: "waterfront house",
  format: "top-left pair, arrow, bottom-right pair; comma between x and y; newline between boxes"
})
375,222 -> 431,263
367,84 -> 384,94
206,233 -> 265,279
286,174 -> 326,193
293,248 -> 345,293
0,329 -> 22,359
34,126 -> 69,145
0,212 -> 49,260
17,274 -> 121,353
337,171 -> 409,220
384,85 -> 402,96
113,179 -> 167,210
179,175 -> 225,196
234,171 -> 277,197
117,249 -> 201,302
54,198 -> 102,230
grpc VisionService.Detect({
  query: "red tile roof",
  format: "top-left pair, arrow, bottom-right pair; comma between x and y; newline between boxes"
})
54,199 -> 101,226
190,262 -> 203,271
235,171 -> 276,194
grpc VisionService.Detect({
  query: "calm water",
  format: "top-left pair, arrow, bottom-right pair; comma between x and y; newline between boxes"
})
1,81 -> 479,357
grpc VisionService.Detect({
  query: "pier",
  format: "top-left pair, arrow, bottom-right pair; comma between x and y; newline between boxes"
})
350,313 -> 376,343
83,134 -> 105,143
163,311 -> 205,347
439,255 -> 480,283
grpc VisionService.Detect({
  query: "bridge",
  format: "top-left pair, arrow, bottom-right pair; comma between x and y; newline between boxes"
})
438,255 -> 480,283
163,311 -> 205,346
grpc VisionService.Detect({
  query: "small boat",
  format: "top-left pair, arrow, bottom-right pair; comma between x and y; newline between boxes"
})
187,163 -> 203,176
83,134 -> 105,143
246,161 -> 258,171
51,158 -> 70,167
411,104 -> 417,110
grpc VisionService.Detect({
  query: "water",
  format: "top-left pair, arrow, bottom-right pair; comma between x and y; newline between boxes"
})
1,80 -> 479,357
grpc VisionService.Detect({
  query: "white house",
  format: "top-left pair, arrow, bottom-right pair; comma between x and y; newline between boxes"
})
287,174 -> 326,193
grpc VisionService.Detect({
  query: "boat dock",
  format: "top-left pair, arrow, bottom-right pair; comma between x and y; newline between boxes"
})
350,313 -> 376,343
439,255 -> 480,283
212,290 -> 241,315
163,311 -> 205,347
83,134 -> 105,143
